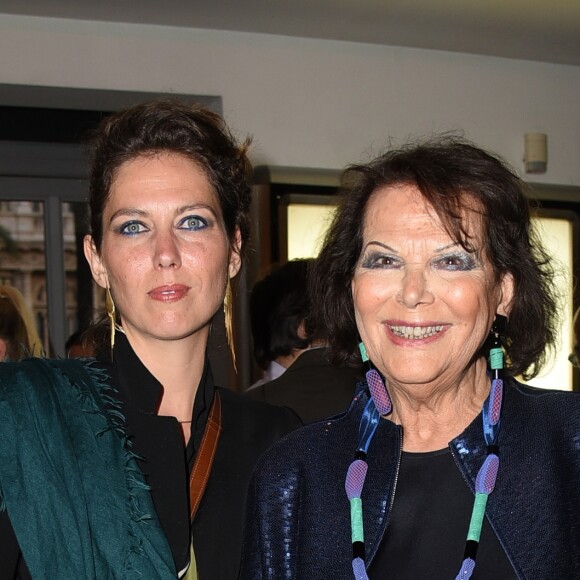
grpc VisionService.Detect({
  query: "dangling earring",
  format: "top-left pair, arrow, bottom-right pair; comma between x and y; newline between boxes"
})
224,278 -> 237,372
487,314 -> 506,420
358,342 -> 392,415
490,314 -> 507,346
105,285 -> 116,359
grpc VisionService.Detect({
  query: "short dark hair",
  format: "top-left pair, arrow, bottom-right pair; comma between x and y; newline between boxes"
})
250,259 -> 312,369
87,99 -> 252,254
310,137 -> 558,379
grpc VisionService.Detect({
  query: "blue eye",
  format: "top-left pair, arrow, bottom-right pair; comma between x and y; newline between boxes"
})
178,215 -> 208,231
119,221 -> 147,236
433,252 -> 477,271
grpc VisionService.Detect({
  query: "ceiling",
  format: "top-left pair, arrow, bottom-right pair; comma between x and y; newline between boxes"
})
0,0 -> 579,66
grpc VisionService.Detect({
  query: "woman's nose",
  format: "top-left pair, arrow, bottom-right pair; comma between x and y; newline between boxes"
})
154,232 -> 182,269
397,268 -> 434,308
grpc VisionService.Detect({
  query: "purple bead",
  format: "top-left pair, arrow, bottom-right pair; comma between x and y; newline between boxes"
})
352,557 -> 369,580
455,558 -> 476,579
366,369 -> 392,415
488,379 -> 503,425
475,453 -> 499,494
345,459 -> 368,499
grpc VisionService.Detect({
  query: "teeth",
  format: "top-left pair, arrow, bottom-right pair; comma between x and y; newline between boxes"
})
390,325 -> 443,339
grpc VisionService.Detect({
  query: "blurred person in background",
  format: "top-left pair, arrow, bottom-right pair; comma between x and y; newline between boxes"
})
64,329 -> 95,358
246,260 -> 312,389
247,259 -> 360,423
0,285 -> 43,361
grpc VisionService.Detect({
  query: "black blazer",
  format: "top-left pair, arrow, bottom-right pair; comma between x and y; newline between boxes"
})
247,347 -> 361,424
193,387 -> 300,578
101,334 -> 301,580
242,381 -> 580,579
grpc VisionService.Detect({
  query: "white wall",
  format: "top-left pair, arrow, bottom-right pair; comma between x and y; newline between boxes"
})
1,14 -> 579,184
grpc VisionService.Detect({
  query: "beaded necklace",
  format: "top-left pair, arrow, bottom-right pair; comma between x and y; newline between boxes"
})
346,332 -> 504,580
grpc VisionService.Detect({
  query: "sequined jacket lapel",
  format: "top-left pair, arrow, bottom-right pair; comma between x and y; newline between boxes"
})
451,381 -> 580,578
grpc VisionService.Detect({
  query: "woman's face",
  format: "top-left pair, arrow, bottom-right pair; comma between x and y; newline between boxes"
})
84,152 -> 241,347
351,184 -> 513,391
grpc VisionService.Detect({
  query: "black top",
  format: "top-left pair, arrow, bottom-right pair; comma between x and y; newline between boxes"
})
0,334 -> 300,579
368,448 -> 517,579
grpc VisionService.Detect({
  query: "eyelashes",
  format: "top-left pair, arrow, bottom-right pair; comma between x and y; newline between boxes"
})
177,215 -> 208,231
431,252 -> 478,271
117,220 -> 147,236
360,250 -> 478,272
360,252 -> 400,269
115,214 -> 210,237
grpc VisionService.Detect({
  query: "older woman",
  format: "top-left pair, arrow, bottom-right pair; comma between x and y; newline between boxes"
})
241,139 -> 580,579
0,100 -> 299,579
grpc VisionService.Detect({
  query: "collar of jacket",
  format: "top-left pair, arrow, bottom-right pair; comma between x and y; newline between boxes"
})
358,379 -> 580,578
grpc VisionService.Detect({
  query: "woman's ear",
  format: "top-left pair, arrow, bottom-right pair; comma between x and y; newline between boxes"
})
228,228 -> 242,279
497,272 -> 515,317
83,235 -> 108,289
0,338 -> 8,361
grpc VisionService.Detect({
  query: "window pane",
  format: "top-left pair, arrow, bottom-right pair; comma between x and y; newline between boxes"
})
63,201 -> 103,350
523,216 -> 574,391
0,200 -> 48,353
286,203 -> 337,260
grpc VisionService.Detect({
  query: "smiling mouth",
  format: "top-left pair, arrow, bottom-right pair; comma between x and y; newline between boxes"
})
389,324 -> 444,339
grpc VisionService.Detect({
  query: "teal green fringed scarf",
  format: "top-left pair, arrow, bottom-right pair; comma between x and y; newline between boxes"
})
0,357 -> 176,579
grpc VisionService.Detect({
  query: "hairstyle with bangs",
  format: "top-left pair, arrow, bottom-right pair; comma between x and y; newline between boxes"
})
310,137 -> 558,379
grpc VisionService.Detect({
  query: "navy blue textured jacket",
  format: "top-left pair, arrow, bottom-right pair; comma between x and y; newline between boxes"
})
241,380 -> 580,579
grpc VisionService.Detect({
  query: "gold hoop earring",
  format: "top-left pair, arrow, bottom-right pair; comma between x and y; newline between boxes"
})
105,285 -> 116,359
224,278 -> 237,372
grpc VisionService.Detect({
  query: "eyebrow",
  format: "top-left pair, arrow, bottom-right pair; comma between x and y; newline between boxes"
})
363,241 -> 462,253
434,242 -> 463,253
364,241 -> 397,253
108,204 -> 219,224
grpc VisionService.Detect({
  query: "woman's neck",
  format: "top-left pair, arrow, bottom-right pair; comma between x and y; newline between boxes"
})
387,360 -> 492,452
124,329 -> 207,422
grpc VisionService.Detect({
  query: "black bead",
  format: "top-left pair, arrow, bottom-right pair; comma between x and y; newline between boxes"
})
352,541 -> 366,560
463,539 -> 479,560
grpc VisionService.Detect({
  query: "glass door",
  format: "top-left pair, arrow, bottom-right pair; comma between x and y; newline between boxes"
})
0,174 -> 89,357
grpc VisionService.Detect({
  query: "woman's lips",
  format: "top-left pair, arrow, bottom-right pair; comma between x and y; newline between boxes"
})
148,284 -> 190,302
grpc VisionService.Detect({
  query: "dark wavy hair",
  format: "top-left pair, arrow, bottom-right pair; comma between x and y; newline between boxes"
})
85,99 -> 252,352
310,137 -> 559,380
87,99 -> 252,254
250,259 -> 312,369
